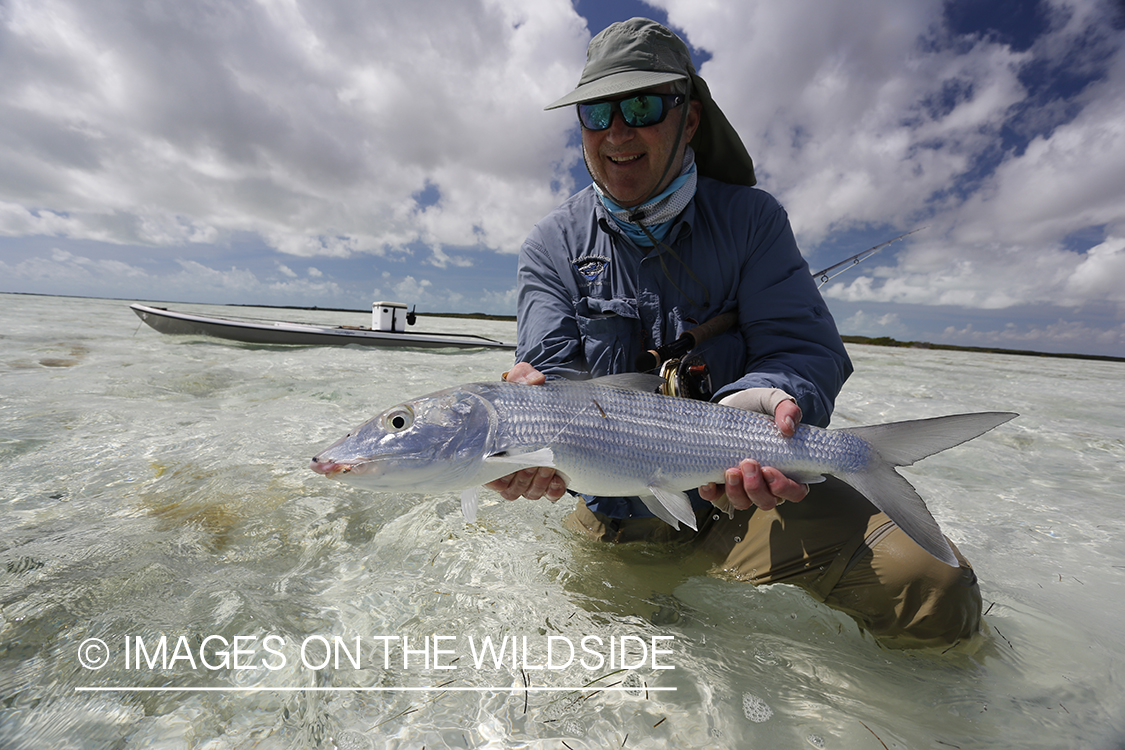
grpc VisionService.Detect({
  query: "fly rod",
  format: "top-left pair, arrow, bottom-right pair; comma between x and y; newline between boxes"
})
636,228 -> 926,373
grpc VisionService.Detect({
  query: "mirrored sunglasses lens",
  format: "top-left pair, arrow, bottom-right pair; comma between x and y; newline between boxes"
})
619,95 -> 663,127
578,102 -> 613,130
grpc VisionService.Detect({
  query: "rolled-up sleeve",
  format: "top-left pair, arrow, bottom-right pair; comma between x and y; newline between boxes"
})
515,233 -> 586,380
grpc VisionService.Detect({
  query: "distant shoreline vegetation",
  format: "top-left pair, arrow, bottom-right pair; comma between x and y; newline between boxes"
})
3,292 -> 1122,363
840,335 -> 1125,364
237,303 -> 1125,363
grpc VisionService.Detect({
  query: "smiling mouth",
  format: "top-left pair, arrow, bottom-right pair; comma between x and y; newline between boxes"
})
608,154 -> 643,164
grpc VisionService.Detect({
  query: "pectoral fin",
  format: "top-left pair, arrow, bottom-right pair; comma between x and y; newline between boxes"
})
588,373 -> 665,393
484,447 -> 556,468
460,487 -> 479,523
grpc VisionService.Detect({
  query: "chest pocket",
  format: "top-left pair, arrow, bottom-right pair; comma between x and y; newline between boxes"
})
574,297 -> 640,376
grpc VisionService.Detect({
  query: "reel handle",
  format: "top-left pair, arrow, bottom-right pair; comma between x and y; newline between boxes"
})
635,310 -> 738,373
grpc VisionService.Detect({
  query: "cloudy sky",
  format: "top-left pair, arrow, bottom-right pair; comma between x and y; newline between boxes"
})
2,0 -> 1124,357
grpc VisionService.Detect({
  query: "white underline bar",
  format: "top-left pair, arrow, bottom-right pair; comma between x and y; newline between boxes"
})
75,686 -> 676,693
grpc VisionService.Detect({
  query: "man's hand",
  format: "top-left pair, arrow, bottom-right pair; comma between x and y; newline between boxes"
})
487,466 -> 568,502
698,390 -> 809,511
484,362 -> 568,502
501,361 -> 547,387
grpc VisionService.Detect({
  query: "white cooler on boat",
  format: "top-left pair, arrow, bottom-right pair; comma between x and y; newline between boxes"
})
372,301 -> 408,332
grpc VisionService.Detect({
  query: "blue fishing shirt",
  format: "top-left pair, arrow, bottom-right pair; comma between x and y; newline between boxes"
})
515,176 -> 853,519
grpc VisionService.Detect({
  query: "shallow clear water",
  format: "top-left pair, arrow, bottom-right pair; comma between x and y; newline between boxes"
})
2,292 -> 1123,749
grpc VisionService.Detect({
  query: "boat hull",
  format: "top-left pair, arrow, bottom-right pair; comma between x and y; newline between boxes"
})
130,304 -> 515,350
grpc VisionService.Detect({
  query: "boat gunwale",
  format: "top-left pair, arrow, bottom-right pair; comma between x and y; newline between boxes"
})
129,303 -> 515,349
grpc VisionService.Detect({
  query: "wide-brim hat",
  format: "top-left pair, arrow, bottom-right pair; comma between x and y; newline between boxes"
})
545,18 -> 756,187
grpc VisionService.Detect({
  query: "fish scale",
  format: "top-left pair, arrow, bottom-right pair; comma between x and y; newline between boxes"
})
310,375 -> 1016,566
480,381 -> 864,488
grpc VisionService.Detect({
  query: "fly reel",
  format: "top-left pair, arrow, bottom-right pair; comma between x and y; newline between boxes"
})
657,354 -> 713,401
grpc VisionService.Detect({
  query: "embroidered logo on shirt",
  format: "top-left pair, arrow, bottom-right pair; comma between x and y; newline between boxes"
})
573,255 -> 610,281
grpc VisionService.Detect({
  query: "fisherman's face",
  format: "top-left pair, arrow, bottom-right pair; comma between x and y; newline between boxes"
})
581,84 -> 702,209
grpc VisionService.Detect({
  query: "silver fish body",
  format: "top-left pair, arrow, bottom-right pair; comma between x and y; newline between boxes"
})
310,375 -> 1016,566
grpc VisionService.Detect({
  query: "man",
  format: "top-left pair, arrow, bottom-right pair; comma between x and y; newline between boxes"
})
489,18 -> 981,647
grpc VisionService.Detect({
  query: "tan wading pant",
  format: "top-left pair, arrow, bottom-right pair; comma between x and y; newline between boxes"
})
564,477 -> 982,648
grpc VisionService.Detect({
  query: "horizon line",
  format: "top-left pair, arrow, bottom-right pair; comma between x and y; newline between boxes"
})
76,685 -> 676,693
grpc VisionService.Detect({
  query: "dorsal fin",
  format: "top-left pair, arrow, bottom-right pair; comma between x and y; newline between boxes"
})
586,373 -> 664,393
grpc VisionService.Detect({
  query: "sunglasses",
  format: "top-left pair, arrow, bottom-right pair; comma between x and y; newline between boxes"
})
577,93 -> 685,131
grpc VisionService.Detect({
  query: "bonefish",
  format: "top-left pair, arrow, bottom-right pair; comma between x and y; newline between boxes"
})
310,374 -> 1016,566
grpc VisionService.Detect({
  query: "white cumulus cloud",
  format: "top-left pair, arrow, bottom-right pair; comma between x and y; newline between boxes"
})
0,0 -> 586,257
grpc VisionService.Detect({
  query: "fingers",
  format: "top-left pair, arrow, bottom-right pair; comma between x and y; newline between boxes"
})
760,464 -> 809,503
774,399 -> 802,438
698,480 -> 722,503
717,459 -> 808,512
504,362 -> 546,386
484,468 -> 567,502
484,476 -> 512,493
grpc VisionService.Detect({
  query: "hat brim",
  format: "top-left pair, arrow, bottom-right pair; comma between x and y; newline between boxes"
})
544,70 -> 687,110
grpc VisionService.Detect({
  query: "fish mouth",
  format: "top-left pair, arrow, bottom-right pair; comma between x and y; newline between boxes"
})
309,457 -> 355,477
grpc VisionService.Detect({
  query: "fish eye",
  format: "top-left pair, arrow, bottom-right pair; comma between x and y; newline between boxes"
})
382,406 -> 414,433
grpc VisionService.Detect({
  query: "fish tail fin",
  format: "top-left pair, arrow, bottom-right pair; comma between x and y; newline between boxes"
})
849,412 -> 1017,467
838,412 -> 1017,567
837,463 -> 958,566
